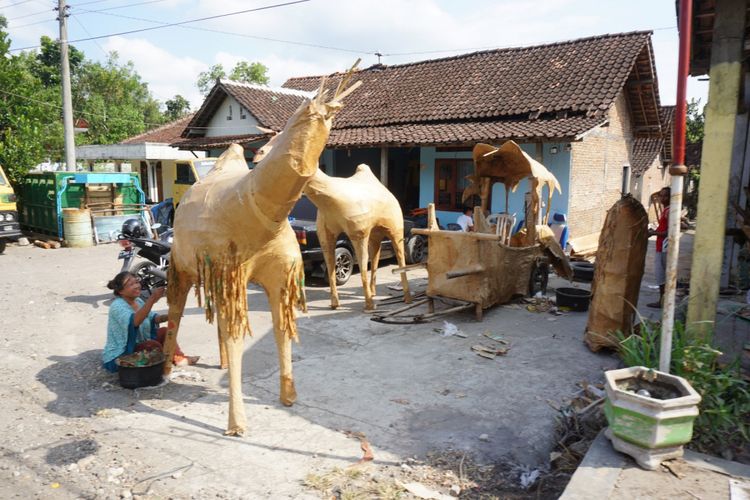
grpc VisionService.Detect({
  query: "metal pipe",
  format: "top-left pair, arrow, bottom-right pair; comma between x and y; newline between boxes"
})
660,0 -> 692,373
621,164 -> 631,196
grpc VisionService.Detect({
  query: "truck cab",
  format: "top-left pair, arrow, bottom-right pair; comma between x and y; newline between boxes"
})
172,158 -> 219,206
0,165 -> 22,253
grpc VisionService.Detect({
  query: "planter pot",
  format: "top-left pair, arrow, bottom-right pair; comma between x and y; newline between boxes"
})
603,366 -> 701,470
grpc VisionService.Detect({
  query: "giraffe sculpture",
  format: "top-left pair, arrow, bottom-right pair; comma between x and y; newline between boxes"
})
303,164 -> 412,312
162,69 -> 361,436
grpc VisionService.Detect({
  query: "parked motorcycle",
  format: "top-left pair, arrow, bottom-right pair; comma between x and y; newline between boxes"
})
117,218 -> 171,294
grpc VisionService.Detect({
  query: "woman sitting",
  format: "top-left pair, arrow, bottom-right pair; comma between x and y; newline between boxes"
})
102,271 -> 198,372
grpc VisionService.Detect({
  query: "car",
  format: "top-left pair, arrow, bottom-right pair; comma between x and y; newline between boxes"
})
289,195 -> 425,285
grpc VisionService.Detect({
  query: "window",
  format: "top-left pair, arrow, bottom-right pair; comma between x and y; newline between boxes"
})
227,104 -> 233,120
175,163 -> 195,184
434,159 -> 481,211
240,106 -> 247,119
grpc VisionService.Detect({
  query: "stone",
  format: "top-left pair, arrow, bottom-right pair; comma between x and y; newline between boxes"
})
479,434 -> 490,442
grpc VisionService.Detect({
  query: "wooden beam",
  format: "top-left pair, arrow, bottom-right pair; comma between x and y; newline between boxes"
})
687,0 -> 745,336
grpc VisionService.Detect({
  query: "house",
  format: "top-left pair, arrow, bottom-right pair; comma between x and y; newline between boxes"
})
76,114 -> 204,203
174,31 -> 671,244
630,105 -> 674,220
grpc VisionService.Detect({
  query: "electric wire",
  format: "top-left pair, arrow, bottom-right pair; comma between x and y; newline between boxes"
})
72,5 -> 373,55
9,0 -> 311,51
0,0 -> 34,8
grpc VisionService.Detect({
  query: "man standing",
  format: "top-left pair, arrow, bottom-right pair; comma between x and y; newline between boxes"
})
457,206 -> 474,232
648,187 -> 671,308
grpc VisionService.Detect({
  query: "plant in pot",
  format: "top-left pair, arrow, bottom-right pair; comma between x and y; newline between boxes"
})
603,366 -> 701,470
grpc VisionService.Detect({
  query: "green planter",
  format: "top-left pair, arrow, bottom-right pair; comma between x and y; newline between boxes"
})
604,366 -> 701,470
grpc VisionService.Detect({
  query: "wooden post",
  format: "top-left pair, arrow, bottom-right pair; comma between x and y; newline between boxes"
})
380,147 -> 389,186
686,0 -> 744,336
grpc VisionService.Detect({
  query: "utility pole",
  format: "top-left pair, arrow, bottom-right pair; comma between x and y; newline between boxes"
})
57,0 -> 76,172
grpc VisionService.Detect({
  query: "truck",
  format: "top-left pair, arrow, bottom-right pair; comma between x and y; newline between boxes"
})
0,165 -> 22,253
171,158 -> 219,206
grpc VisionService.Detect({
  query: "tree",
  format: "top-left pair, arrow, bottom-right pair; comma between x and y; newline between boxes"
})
33,35 -> 84,87
164,95 -> 191,121
0,17 -> 52,184
686,98 -> 705,144
74,52 -> 164,145
196,61 -> 269,96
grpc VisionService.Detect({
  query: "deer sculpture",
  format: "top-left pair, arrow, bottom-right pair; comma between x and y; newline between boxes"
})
303,165 -> 412,312
162,68 -> 361,436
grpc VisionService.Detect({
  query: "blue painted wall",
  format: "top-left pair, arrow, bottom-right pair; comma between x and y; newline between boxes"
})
419,143 -> 571,228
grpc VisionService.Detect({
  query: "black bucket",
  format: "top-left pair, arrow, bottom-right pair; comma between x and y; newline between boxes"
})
556,287 -> 592,312
117,359 -> 165,389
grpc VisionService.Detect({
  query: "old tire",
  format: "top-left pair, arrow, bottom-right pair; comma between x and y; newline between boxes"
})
405,235 -> 427,264
571,261 -> 595,282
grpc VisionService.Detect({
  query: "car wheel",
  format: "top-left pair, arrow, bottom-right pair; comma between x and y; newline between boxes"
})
405,235 -> 427,264
334,246 -> 354,285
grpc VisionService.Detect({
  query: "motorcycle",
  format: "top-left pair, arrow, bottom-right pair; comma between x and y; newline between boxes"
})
117,218 -> 171,295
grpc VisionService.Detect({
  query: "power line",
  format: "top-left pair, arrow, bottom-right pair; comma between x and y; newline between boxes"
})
6,5 -> 53,21
0,0 -> 34,8
10,0 -> 311,51
72,5 -> 373,55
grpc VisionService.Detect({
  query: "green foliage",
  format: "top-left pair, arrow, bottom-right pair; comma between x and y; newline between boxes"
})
196,61 -> 269,95
615,320 -> 750,455
0,18 -> 170,184
686,98 -> 705,144
164,95 -> 191,121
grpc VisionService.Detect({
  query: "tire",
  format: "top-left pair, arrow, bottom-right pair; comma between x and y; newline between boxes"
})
334,246 -> 354,285
405,235 -> 427,264
0,240 -> 6,254
131,261 -> 157,297
528,260 -> 549,296
570,261 -> 595,282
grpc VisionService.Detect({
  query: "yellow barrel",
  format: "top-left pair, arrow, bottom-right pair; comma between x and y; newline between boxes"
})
63,208 -> 94,248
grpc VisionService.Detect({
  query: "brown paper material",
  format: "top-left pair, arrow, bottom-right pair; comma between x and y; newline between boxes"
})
584,195 -> 649,352
304,164 -> 411,311
162,66 -> 360,435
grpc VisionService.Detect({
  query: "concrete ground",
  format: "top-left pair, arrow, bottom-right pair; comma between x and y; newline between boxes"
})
0,240 -> 619,499
561,431 -> 750,500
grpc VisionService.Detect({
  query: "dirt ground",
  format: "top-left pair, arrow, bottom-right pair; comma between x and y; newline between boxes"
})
0,240 -> 623,499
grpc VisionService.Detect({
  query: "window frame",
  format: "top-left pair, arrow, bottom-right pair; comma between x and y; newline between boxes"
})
434,158 -> 484,212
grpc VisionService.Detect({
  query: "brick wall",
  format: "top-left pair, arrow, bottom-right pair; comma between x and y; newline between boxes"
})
633,159 -> 669,222
568,91 -> 634,240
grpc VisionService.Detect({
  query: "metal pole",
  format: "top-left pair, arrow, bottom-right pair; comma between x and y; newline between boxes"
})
660,0 -> 692,373
58,0 -> 77,172
621,164 -> 631,196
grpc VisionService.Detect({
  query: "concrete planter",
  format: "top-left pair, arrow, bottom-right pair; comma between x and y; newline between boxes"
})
603,366 -> 701,470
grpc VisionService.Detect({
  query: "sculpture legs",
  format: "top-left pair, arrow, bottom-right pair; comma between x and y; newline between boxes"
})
352,234 -> 374,311
162,274 -> 191,376
318,225 -> 340,309
368,237 -> 382,298
267,285 -> 297,406
388,229 -> 412,304
222,311 -> 247,437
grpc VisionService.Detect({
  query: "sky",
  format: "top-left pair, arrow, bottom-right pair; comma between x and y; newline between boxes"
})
2,0 -> 708,114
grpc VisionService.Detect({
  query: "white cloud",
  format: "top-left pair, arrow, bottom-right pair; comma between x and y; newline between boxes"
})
102,36 -> 207,110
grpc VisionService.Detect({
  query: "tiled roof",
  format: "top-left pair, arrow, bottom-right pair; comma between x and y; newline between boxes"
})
630,105 -> 675,176
171,132 -> 271,150
181,82 -> 312,138
176,31 -> 659,149
284,32 -> 653,129
173,116 -> 607,150
121,114 -> 194,144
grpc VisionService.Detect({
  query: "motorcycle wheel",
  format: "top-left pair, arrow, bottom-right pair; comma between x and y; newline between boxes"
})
131,261 -> 157,298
